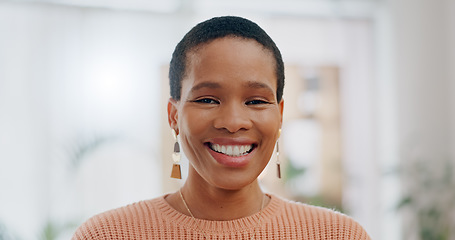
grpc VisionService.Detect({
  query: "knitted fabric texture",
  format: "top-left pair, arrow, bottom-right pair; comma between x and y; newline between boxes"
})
72,194 -> 371,240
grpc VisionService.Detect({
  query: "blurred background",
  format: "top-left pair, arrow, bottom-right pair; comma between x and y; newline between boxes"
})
0,0 -> 454,239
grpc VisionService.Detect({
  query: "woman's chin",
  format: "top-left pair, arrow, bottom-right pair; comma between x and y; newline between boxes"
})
204,172 -> 260,191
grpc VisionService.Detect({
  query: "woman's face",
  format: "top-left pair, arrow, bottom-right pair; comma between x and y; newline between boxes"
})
168,37 -> 283,190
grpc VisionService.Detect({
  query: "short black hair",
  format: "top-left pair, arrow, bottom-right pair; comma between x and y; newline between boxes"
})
169,16 -> 285,102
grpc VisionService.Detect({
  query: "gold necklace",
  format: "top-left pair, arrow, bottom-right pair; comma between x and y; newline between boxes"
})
178,189 -> 265,239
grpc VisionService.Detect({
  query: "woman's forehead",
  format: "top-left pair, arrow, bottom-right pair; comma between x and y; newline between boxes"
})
187,37 -> 274,65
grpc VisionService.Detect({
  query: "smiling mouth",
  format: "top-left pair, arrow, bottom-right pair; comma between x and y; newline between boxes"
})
207,143 -> 255,157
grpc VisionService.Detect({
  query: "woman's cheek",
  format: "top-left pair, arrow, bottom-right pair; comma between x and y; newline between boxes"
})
181,109 -> 209,136
255,110 -> 281,127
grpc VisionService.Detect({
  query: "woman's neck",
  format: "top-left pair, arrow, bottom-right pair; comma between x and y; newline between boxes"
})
166,170 -> 267,221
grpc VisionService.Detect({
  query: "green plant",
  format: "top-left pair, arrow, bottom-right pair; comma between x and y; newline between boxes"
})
39,221 -> 59,240
0,221 -> 18,240
38,220 -> 78,240
283,159 -> 344,213
396,158 -> 455,240
38,133 -> 119,240
283,158 -> 306,182
67,134 -> 118,169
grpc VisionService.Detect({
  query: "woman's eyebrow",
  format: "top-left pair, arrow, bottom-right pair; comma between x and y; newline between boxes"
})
190,82 -> 222,92
245,81 -> 274,94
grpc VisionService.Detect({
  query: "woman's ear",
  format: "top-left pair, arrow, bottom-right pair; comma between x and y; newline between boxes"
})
167,98 -> 179,134
279,98 -> 284,127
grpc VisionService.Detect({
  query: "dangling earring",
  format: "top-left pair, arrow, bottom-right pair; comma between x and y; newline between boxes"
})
276,129 -> 281,179
170,129 -> 182,179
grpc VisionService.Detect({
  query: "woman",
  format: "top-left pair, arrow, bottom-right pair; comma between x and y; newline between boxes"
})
73,16 -> 371,239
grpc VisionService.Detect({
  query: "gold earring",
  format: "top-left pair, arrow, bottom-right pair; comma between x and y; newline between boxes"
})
170,129 -> 182,179
276,129 -> 281,179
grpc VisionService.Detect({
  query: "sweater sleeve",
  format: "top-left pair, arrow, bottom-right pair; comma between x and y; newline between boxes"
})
329,214 -> 371,240
71,203 -> 147,240
72,214 -> 113,240
303,205 -> 371,240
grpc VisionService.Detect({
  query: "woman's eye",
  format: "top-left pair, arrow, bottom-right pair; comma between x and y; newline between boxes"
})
194,98 -> 219,104
246,99 -> 269,105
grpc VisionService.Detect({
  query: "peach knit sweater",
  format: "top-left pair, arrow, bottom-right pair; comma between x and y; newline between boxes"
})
72,194 -> 371,239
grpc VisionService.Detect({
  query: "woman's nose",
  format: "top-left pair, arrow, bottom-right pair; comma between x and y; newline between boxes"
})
213,103 -> 253,133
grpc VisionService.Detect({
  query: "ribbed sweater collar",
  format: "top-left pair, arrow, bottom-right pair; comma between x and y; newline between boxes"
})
154,194 -> 282,233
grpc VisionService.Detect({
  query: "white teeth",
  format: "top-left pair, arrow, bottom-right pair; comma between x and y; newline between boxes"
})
233,146 -> 240,156
226,146 -> 233,155
210,143 -> 253,157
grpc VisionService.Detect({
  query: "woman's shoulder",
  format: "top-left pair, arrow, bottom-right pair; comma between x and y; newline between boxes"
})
271,195 -> 371,239
71,196 -> 167,240
276,195 -> 353,220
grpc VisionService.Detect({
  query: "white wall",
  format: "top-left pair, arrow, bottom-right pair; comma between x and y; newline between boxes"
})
372,4 -> 401,240
0,3 -> 54,238
0,2 -> 186,238
449,0 -> 455,161
392,0 -> 452,158
388,0 -> 455,238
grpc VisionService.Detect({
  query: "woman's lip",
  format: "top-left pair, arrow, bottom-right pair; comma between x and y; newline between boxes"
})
206,144 -> 255,168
